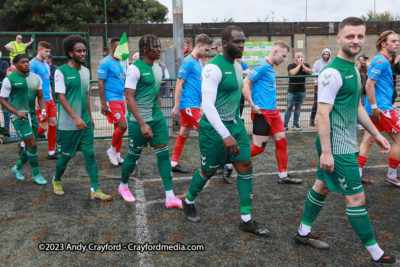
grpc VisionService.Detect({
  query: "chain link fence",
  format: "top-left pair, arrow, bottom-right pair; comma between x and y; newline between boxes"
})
1,76 -> 399,143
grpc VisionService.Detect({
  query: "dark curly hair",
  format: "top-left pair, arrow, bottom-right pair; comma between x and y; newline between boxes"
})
13,53 -> 29,64
139,34 -> 160,58
62,35 -> 88,59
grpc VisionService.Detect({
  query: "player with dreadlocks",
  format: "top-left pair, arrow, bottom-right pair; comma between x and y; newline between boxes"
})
118,34 -> 183,209
52,35 -> 112,200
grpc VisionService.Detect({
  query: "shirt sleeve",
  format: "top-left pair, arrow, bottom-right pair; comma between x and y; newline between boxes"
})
97,60 -> 108,80
125,65 -> 140,90
287,63 -> 296,74
6,43 -> 13,50
247,62 -> 266,83
164,67 -> 170,79
368,59 -> 386,81
318,68 -> 343,104
201,64 -> 230,139
0,78 -> 12,98
242,62 -> 250,71
177,60 -> 192,81
54,69 -> 66,94
38,77 -> 42,90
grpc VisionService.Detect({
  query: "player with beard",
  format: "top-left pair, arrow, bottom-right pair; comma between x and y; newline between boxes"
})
52,35 -> 112,201
170,34 -> 213,173
242,40 -> 303,185
0,54 -> 47,184
357,31 -> 400,187
182,26 -> 270,237
118,34 -> 183,209
294,17 -> 399,267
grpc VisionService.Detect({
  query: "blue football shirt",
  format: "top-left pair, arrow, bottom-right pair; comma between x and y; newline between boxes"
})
98,55 -> 126,102
365,53 -> 394,115
247,59 -> 277,110
178,54 -> 203,110
30,57 -> 51,101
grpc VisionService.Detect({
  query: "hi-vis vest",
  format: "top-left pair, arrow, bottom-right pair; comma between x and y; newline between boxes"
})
9,41 -> 26,60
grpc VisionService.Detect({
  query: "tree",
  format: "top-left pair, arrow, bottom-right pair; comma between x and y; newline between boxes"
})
361,10 -> 400,21
0,0 -> 168,32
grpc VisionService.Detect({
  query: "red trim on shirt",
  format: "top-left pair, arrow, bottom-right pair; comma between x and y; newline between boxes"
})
111,55 -> 120,61
266,59 -> 273,66
378,53 -> 390,61
190,54 -> 199,61
35,57 -> 44,63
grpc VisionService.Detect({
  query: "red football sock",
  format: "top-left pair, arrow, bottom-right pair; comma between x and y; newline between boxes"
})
111,127 -> 125,148
251,144 -> 265,157
38,126 -> 46,137
275,138 -> 288,172
388,156 -> 400,169
116,135 -> 123,153
357,155 -> 368,168
47,125 -> 57,152
172,135 -> 187,162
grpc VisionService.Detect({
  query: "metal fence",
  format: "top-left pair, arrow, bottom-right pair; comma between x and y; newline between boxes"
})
1,76 -> 399,143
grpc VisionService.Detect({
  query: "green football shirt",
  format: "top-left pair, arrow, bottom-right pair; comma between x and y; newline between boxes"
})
125,58 -> 163,122
55,64 -> 91,131
0,71 -> 42,120
317,57 -> 361,154
202,54 -> 243,122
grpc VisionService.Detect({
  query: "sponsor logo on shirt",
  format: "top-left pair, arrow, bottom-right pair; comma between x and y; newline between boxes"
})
143,73 -> 150,76
14,83 -> 23,85
371,69 -> 381,74
98,70 -> 105,74
251,70 -> 257,75
345,75 -> 354,79
179,69 -> 186,73
225,72 -> 232,74
67,77 -> 76,79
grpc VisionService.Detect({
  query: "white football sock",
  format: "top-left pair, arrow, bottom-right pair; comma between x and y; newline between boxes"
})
165,190 -> 175,200
298,223 -> 311,236
119,183 -> 129,189
241,214 -> 251,222
387,167 -> 397,180
185,198 -> 194,204
366,243 -> 384,261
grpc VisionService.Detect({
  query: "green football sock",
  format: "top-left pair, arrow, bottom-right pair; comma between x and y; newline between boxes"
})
155,146 -> 173,191
187,169 -> 209,201
301,188 -> 325,226
26,148 -> 40,176
121,150 -> 141,184
237,172 -> 253,215
16,148 -> 28,170
82,150 -> 99,191
347,206 -> 376,246
54,155 -> 71,181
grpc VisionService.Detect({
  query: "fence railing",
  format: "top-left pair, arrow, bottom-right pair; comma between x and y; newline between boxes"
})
1,75 -> 399,143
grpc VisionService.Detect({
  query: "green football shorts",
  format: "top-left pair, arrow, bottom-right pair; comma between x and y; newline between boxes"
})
56,124 -> 94,158
12,113 -> 38,141
199,118 -> 251,172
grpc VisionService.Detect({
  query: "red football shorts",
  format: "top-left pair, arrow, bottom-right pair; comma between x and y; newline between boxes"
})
370,110 -> 400,133
251,109 -> 285,136
35,100 -> 57,122
180,108 -> 202,130
106,100 -> 126,124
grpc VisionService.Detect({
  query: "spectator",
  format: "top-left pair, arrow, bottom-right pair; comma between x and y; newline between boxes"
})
284,52 -> 312,131
155,60 -> 171,97
391,52 -> 400,104
132,52 -> 139,63
45,54 -> 58,81
357,54 -> 369,130
4,34 -> 34,62
310,48 -> 331,126
212,39 -> 222,54
0,51 -> 10,136
184,39 -> 192,57
235,57 -> 250,117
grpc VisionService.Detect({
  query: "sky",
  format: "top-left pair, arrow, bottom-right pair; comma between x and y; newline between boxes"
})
157,0 -> 399,23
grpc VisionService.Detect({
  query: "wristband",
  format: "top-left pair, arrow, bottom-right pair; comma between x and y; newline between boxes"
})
41,109 -> 46,116
371,104 -> 378,110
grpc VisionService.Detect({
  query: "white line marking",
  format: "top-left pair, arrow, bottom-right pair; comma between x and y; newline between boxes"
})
134,178 -> 154,267
121,165 -> 386,183
138,165 -> 387,206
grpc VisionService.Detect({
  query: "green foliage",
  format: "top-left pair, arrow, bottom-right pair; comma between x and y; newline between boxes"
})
361,10 -> 400,21
0,0 -> 168,32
